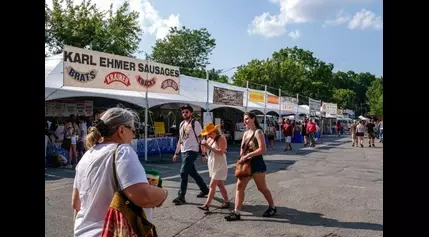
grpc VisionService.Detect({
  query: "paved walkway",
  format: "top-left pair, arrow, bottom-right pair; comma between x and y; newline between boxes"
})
45,136 -> 383,237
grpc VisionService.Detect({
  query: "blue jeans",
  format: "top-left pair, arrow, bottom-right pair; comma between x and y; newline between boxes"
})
178,151 -> 209,199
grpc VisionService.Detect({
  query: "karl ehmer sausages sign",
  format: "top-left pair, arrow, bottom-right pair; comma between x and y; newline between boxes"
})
63,45 -> 180,94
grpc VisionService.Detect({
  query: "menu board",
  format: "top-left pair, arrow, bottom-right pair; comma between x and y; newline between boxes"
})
45,101 -> 93,117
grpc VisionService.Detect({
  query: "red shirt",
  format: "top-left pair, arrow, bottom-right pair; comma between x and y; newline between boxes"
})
307,122 -> 316,133
283,124 -> 293,136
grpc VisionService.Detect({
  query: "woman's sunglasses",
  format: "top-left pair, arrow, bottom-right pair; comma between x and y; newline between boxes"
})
124,125 -> 136,135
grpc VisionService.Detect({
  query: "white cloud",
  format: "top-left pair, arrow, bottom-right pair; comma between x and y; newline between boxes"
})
347,9 -> 382,30
288,30 -> 301,40
46,0 -> 180,40
323,9 -> 351,27
248,0 -> 381,37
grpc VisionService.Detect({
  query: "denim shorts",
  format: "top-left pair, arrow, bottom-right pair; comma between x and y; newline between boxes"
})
250,155 -> 267,174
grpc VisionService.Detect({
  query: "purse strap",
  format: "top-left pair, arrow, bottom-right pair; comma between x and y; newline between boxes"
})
112,143 -> 121,192
242,130 -> 256,155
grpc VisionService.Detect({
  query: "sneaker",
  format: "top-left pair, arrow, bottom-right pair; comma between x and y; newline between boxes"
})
352,143 -> 354,147
172,197 -> 186,205
262,207 -> 277,217
225,211 -> 241,221
372,144 -> 375,147
197,191 -> 209,198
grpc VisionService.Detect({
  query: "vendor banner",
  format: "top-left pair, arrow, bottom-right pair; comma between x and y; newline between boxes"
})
308,97 -> 321,117
308,98 -> 321,111
267,95 -> 279,104
63,45 -> 180,94
213,86 -> 244,106
45,100 -> 93,117
249,91 -> 265,103
321,102 -> 338,115
281,96 -> 298,112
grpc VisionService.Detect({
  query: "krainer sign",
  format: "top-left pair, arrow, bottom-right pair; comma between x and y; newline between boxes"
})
63,45 -> 180,94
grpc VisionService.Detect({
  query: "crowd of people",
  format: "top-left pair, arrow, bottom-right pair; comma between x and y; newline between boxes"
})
264,118 -> 321,152
69,105 -> 277,236
46,104 -> 381,236
350,119 -> 383,147
45,115 -> 92,168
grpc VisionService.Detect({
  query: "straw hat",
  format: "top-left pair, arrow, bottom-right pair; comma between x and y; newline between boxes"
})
201,123 -> 220,136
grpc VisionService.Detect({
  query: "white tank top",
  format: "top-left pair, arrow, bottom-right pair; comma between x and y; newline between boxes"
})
357,124 -> 365,133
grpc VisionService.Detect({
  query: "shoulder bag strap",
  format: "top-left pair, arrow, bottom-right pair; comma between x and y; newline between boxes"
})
208,135 -> 222,156
112,143 -> 121,192
191,120 -> 201,144
242,131 -> 256,155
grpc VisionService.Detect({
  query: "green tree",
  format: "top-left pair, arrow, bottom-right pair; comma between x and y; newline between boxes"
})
150,26 -> 216,73
332,88 -> 357,109
46,0 -> 141,57
232,47 -> 335,101
366,77 -> 383,117
150,26 -> 228,82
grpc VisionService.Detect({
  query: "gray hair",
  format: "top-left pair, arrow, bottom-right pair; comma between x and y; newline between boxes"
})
85,107 -> 139,149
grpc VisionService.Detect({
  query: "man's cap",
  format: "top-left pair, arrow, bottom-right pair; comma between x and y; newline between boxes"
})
180,104 -> 194,112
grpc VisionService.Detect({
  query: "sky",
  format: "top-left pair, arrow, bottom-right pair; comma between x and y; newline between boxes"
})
47,0 -> 383,78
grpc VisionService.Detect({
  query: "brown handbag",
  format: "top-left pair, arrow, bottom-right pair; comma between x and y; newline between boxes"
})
234,131 -> 256,178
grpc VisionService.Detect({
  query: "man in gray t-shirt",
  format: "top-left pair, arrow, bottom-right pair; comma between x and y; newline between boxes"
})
172,104 -> 209,205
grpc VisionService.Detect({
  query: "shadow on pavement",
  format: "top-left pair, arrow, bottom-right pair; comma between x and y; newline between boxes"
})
165,159 -> 296,186
239,204 -> 383,231
45,169 -> 75,181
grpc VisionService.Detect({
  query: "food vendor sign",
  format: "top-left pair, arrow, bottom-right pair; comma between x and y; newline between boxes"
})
63,45 -> 180,94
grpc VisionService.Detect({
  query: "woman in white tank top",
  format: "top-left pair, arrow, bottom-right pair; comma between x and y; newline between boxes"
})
356,121 -> 365,147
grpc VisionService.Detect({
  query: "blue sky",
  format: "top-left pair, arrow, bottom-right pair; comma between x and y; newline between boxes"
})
48,0 -> 383,78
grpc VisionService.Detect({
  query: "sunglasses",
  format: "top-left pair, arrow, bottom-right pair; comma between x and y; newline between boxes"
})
124,125 -> 136,135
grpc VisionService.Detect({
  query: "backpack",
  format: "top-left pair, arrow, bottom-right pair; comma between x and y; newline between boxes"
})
179,119 -> 201,153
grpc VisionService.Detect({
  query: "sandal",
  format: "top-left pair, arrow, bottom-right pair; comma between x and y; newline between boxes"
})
197,205 -> 209,211
220,202 -> 231,209
224,211 -> 241,221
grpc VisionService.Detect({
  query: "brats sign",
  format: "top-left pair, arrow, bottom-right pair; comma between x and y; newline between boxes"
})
63,45 -> 180,94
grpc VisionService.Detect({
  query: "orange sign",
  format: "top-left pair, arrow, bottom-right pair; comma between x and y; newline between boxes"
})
249,91 -> 265,103
267,95 -> 279,104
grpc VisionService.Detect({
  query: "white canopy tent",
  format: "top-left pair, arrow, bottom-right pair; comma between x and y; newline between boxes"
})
45,54 -> 311,115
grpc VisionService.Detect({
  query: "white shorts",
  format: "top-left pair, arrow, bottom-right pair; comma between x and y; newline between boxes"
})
285,136 -> 291,143
71,136 -> 77,145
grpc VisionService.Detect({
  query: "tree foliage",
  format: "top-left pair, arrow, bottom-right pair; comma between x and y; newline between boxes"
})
45,0 -> 142,57
150,26 -> 228,83
232,46 -> 379,115
366,77 -> 383,117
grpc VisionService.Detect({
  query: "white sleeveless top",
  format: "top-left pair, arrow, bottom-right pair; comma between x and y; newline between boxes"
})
357,124 -> 365,133
207,137 -> 228,181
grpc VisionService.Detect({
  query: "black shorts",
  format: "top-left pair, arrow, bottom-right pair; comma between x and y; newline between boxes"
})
267,135 -> 275,140
356,132 -> 364,137
251,156 -> 267,174
77,141 -> 85,152
61,138 -> 71,150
